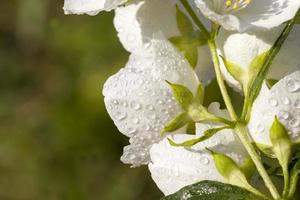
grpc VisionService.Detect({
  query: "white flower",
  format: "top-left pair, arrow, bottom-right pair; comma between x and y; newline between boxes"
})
114,0 -> 214,84
149,103 -> 248,195
248,71 -> 300,146
63,0 -> 126,15
217,25 -> 300,90
104,0 -> 215,167
195,0 -> 300,31
103,36 -> 200,166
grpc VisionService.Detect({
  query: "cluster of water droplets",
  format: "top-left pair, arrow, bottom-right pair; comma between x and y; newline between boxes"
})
104,67 -> 180,166
103,38 -> 199,166
249,72 -> 300,143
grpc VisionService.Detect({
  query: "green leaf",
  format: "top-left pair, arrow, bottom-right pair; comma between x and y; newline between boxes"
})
169,35 -> 205,68
161,112 -> 190,136
269,117 -> 292,173
186,121 -> 196,135
255,143 -> 276,158
220,56 -> 246,87
184,46 -> 198,67
287,159 -> 300,198
239,158 -> 256,180
195,83 -> 205,104
208,150 -> 256,193
161,180 -> 258,200
168,126 -> 230,147
246,51 -> 269,94
170,7 -> 207,68
175,6 -> 194,36
248,51 -> 269,77
266,165 -> 283,177
166,81 -> 194,111
265,79 -> 278,89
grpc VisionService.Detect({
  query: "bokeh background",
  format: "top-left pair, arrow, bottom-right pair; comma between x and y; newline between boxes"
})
0,0 -> 162,199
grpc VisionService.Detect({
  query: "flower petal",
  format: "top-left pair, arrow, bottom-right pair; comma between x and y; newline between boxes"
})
149,114 -> 247,195
238,0 -> 300,30
249,71 -> 300,145
114,0 -> 179,55
103,38 -> 199,166
63,0 -> 126,15
218,25 -> 300,90
195,0 -> 300,31
114,0 -> 215,84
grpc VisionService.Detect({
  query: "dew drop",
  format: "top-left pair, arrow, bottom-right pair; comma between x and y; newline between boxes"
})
131,102 -> 141,110
127,34 -> 136,42
290,119 -> 300,127
282,97 -> 291,105
256,123 -> 265,133
128,127 -> 137,135
146,105 -> 154,111
279,111 -> 290,120
116,112 -> 127,121
113,100 -> 119,105
200,156 -> 210,165
132,118 -> 140,124
294,99 -> 300,108
268,98 -> 278,107
157,99 -> 164,105
144,124 -> 151,131
286,79 -> 300,93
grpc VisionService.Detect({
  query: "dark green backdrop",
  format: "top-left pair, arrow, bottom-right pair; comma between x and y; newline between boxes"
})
0,1 -> 161,199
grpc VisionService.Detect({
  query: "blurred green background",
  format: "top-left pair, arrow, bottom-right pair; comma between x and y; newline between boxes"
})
0,0 -> 162,199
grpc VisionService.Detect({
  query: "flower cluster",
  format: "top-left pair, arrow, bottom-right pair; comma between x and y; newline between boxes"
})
64,0 -> 300,199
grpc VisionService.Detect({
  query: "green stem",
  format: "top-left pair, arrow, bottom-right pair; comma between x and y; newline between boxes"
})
207,39 -> 238,121
248,187 -> 271,200
287,176 -> 298,199
282,167 -> 289,197
179,0 -> 210,38
235,123 -> 280,200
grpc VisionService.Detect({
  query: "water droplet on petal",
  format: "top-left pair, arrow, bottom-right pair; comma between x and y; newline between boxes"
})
294,99 -> 300,109
282,97 -> 291,105
146,105 -> 154,111
256,123 -> 265,133
131,102 -> 141,110
286,79 -> 300,93
290,118 -> 300,127
132,118 -> 139,124
200,156 -> 210,165
268,98 -> 278,107
279,111 -> 290,120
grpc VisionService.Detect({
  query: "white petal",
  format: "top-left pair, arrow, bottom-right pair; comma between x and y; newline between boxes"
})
218,25 -> 300,90
114,0 -> 179,55
63,0 -> 125,15
103,38 -> 199,166
195,0 -> 300,31
195,0 -> 241,31
249,71 -> 300,145
238,0 -> 300,30
149,117 -> 247,195
114,0 -> 215,84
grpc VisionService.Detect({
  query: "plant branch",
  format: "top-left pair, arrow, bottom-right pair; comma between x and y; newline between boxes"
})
235,123 -> 280,199
207,38 -> 238,121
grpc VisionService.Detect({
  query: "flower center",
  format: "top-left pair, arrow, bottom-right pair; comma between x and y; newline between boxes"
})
212,0 -> 252,14
225,0 -> 251,12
